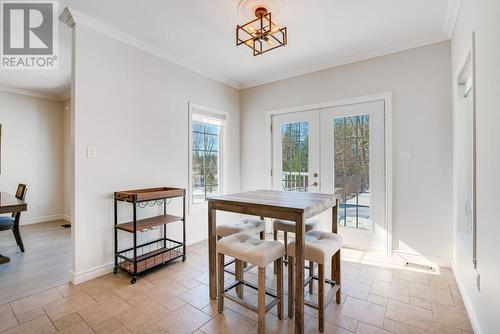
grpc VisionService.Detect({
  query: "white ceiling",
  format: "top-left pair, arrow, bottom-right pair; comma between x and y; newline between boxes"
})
0,0 -> 460,98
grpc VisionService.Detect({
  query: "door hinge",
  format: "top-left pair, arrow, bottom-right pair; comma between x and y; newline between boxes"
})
270,123 -> 273,132
270,169 -> 273,176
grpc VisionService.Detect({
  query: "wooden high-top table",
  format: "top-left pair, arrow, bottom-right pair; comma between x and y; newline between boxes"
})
208,190 -> 340,333
0,192 -> 28,264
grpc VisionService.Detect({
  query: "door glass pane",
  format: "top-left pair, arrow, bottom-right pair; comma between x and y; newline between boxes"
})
281,122 -> 309,191
334,115 -> 370,230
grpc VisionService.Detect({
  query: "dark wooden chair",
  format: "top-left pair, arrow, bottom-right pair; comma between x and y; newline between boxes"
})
0,184 -> 28,252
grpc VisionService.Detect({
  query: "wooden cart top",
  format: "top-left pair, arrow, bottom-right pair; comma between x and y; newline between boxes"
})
115,187 -> 185,202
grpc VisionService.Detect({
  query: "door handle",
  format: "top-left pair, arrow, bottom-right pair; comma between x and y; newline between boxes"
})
313,173 -> 318,177
312,181 -> 319,187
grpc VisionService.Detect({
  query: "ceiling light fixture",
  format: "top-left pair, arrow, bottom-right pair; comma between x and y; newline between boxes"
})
236,7 -> 287,56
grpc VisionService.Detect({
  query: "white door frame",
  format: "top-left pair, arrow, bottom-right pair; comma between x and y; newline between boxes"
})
265,93 -> 393,256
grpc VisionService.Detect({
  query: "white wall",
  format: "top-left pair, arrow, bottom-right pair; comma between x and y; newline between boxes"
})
451,1 -> 500,333
0,91 -> 65,223
62,98 -> 71,220
240,41 -> 453,261
71,24 -> 240,283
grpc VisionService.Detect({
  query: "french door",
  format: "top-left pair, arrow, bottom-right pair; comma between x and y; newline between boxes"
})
272,100 -> 387,251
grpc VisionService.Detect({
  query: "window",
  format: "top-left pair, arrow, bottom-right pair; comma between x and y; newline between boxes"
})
281,121 -> 309,192
190,107 -> 226,207
334,115 -> 370,230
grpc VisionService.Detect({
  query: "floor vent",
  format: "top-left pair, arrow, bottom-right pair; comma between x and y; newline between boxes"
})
405,262 -> 434,272
61,224 -> 71,229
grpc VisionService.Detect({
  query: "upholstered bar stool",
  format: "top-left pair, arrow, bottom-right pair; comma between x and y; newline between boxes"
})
216,217 -> 266,294
272,218 -> 319,275
287,230 -> 343,332
216,218 -> 266,240
217,233 -> 285,334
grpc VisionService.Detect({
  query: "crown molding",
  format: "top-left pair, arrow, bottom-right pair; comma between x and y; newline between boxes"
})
59,7 -> 241,89
240,34 -> 450,89
0,86 -> 65,101
59,6 -> 456,91
443,0 -> 463,38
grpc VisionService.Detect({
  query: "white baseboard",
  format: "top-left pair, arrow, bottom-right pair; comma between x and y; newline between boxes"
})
452,261 -> 482,334
20,214 -> 70,226
61,215 -> 71,223
71,262 -> 114,285
186,234 -> 208,246
70,236 -> 204,285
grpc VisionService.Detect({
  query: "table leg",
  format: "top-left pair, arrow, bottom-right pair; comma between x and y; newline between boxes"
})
294,213 -> 305,333
208,202 -> 217,299
332,199 -> 338,234
332,202 -> 341,303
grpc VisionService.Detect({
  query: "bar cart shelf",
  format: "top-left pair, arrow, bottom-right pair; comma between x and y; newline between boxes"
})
114,187 -> 186,284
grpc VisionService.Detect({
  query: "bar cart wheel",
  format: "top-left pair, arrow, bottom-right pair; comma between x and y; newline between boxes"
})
131,276 -> 137,284
113,267 -> 118,274
182,255 -> 186,262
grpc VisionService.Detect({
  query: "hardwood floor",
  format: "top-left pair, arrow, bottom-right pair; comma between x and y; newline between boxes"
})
0,220 -> 70,305
0,235 -> 473,334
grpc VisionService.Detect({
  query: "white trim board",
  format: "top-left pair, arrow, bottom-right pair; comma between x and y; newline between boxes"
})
20,214 -> 71,225
452,261 -> 482,334
59,7 -> 240,89
241,35 -> 450,89
265,93 -> 393,257
443,0 -> 463,37
59,7 -> 453,91
71,263 -> 114,285
0,86 -> 68,101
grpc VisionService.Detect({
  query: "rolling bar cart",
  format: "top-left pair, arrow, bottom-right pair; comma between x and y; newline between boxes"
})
113,187 -> 186,283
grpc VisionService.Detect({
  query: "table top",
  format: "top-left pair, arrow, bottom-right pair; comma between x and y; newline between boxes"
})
208,190 -> 338,219
0,192 -> 27,214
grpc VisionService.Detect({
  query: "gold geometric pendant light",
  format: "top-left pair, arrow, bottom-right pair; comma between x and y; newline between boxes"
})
236,7 -> 287,56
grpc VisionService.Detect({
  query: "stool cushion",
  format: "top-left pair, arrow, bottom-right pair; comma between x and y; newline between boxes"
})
288,230 -> 343,265
0,216 -> 15,231
273,219 -> 319,234
216,218 -> 265,238
217,233 -> 285,267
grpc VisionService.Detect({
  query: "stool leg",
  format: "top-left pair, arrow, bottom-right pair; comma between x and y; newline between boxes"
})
235,259 -> 244,299
334,249 -> 341,304
258,267 -> 266,334
273,229 -> 278,274
260,217 -> 265,240
283,232 -> 288,262
309,261 -> 314,294
276,258 -> 283,319
217,253 -> 225,313
318,263 -> 324,333
288,255 -> 294,319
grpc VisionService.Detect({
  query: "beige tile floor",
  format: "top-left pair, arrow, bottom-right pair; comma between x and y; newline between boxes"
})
0,238 -> 474,334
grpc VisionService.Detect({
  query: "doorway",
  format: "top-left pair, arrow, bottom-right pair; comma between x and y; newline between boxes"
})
271,99 -> 388,252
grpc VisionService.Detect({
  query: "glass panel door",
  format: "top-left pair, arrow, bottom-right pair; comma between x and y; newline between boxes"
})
272,110 -> 320,193
321,100 -> 386,251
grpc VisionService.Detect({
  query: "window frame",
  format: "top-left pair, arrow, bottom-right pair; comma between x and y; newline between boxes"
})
188,102 -> 228,212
